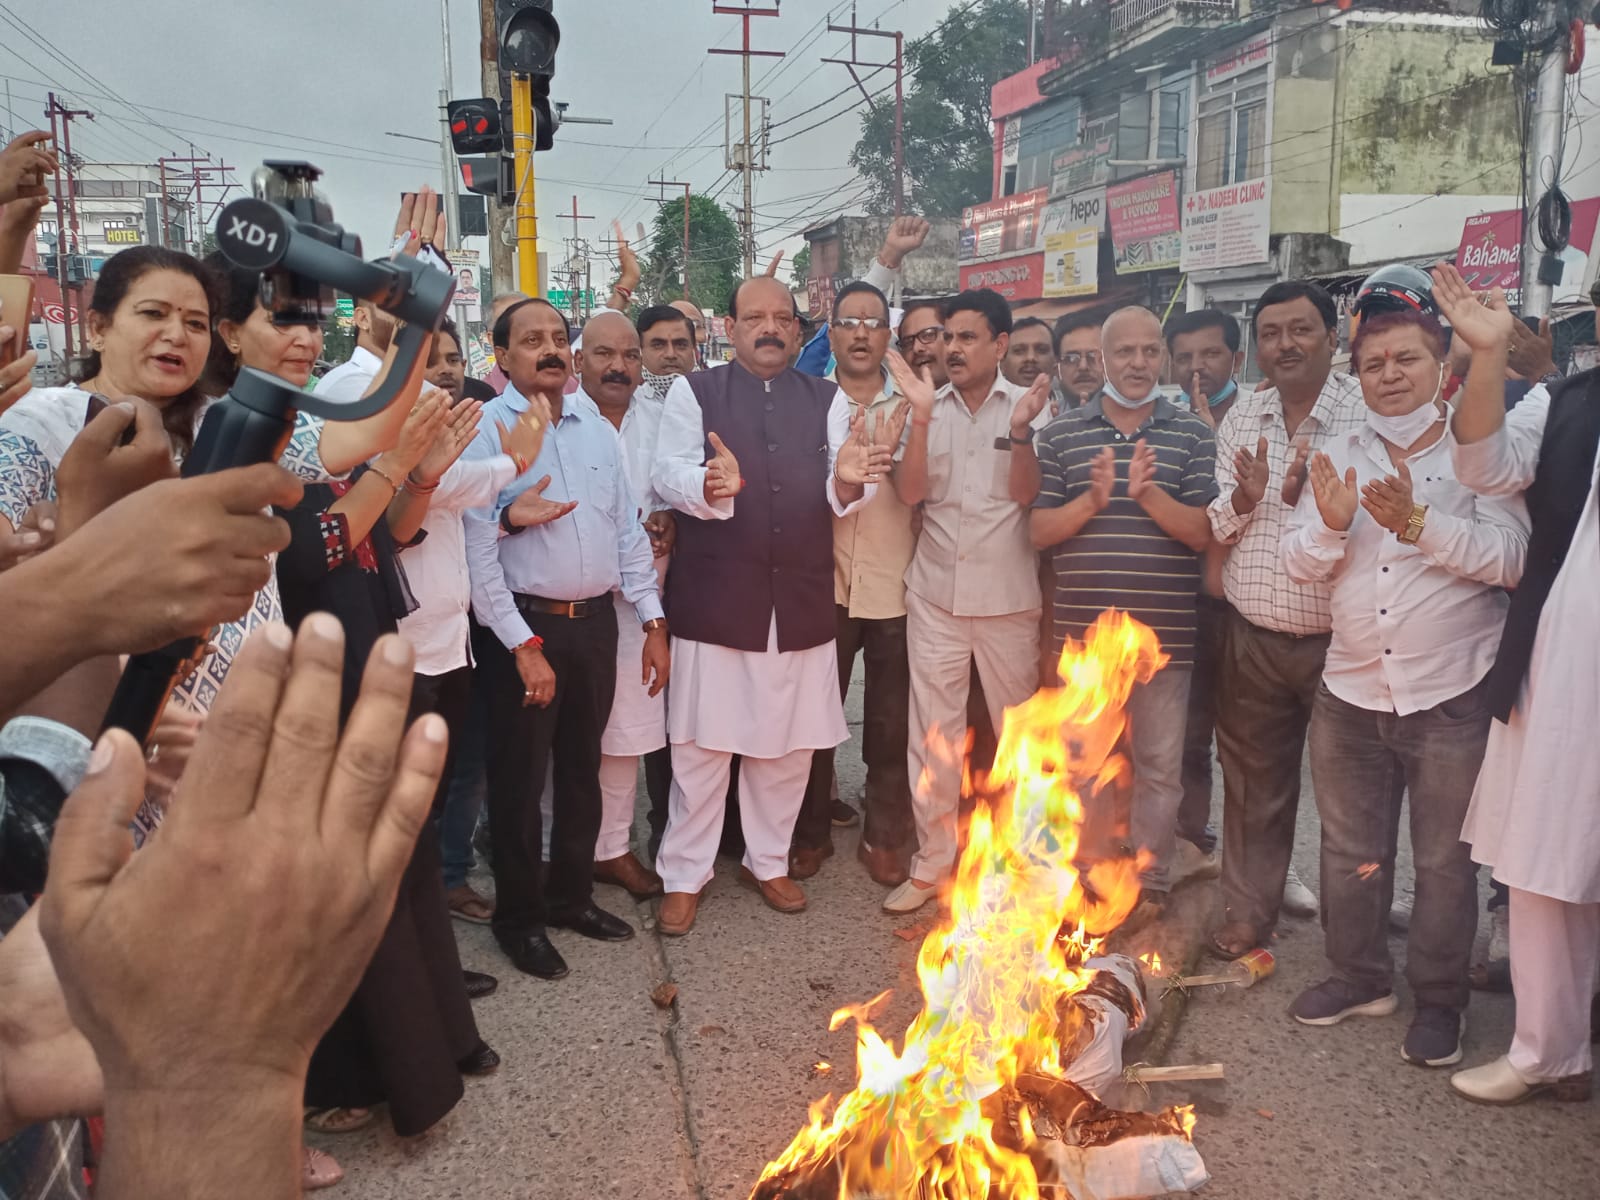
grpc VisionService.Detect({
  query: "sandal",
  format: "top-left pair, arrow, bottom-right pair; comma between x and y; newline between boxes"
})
302,1146 -> 344,1190
303,1107 -> 375,1135
446,884 -> 494,925
1209,920 -> 1260,961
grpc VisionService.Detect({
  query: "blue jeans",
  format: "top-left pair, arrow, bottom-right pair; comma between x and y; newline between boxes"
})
439,672 -> 489,890
1127,666 -> 1193,893
1308,678 -> 1489,1011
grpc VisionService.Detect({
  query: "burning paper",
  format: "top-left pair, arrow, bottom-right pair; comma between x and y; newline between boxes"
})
752,613 -> 1206,1200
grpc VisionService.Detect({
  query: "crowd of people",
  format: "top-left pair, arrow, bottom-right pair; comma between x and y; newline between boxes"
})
0,115 -> 1594,1198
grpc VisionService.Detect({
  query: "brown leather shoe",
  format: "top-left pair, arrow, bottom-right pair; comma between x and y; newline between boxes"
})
657,891 -> 699,936
788,841 -> 834,880
594,851 -> 664,898
738,867 -> 807,913
857,840 -> 909,887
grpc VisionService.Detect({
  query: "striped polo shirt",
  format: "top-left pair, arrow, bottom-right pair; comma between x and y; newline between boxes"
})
1033,395 -> 1218,665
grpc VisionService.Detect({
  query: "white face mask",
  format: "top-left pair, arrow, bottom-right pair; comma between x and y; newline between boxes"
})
1102,376 -> 1157,410
1365,365 -> 1446,447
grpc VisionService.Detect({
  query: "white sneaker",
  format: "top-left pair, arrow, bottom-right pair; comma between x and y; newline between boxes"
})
883,879 -> 937,914
1173,838 -> 1221,885
1282,864 -> 1319,918
1487,906 -> 1509,962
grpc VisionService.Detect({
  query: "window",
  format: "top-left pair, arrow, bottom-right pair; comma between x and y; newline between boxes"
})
1195,65 -> 1268,191
1157,75 -> 1191,163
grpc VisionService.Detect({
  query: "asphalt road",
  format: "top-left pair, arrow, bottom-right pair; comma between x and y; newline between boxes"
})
326,680 -> 1599,1200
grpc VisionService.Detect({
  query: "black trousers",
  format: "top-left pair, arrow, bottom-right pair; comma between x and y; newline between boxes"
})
794,607 -> 915,854
479,600 -> 618,939
410,665 -> 474,821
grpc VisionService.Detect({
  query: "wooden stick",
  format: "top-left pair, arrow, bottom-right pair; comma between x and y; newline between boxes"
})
1125,1063 -> 1226,1083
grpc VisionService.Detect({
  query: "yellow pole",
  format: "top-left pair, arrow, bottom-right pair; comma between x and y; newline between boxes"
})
511,73 -> 540,296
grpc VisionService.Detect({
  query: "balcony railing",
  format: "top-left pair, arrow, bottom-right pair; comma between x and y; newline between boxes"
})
1110,0 -> 1236,38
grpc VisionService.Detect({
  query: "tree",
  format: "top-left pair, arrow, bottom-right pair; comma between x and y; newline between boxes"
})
320,314 -> 355,369
850,0 -> 1030,217
639,195 -> 743,315
790,243 -> 811,289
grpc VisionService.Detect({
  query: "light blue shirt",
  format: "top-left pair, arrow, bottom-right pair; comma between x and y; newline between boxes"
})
465,382 -> 664,649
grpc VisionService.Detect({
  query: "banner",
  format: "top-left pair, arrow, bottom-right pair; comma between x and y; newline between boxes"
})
1455,198 -> 1600,299
1205,31 -> 1272,87
1040,187 -> 1103,299
452,248 -> 482,322
959,186 -> 1051,301
1180,178 -> 1271,272
1049,136 -> 1113,199
1106,171 -> 1181,274
959,254 -> 1046,301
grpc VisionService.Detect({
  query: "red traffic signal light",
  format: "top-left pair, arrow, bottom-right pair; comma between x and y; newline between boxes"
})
447,99 -> 503,156
459,154 -> 515,207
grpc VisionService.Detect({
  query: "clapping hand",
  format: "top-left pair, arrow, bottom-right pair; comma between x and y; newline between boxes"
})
507,474 -> 578,529
1361,459 -> 1416,536
1281,437 -> 1311,506
835,407 -> 895,488
392,186 -> 445,256
1309,451 -> 1359,532
385,389 -> 450,476
703,431 -> 742,501
1233,436 -> 1271,512
1126,438 -> 1158,503
885,349 -> 936,422
1086,446 -> 1115,511
1010,373 -> 1051,438
496,392 -> 550,471
413,397 -> 483,487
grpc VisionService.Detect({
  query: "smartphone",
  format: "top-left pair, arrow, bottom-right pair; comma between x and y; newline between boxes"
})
0,274 -> 35,368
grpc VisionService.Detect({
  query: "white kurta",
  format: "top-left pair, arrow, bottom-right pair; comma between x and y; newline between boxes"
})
1455,388 -> 1600,904
651,371 -> 873,760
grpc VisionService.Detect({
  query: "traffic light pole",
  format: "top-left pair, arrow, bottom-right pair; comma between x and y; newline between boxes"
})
511,73 -> 540,296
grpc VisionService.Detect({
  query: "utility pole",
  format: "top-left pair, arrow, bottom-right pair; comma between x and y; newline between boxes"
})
563,195 -> 593,320
1520,43 -> 1568,320
479,0 -> 516,297
650,176 -> 693,301
711,2 -> 782,276
46,93 -> 93,357
823,3 -> 904,216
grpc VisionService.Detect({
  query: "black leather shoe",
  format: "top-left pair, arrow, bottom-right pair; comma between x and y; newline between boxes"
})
548,903 -> 635,942
462,969 -> 498,1000
456,1039 -> 501,1076
496,932 -> 569,979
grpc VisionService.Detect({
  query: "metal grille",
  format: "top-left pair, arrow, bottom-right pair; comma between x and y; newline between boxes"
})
1110,0 -> 1235,37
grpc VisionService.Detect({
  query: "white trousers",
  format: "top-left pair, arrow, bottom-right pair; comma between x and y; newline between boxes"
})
595,753 -> 642,861
905,589 -> 1040,884
1507,887 -> 1600,1078
657,741 -> 812,893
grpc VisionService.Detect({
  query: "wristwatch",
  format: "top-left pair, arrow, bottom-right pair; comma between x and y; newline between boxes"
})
1397,503 -> 1429,545
642,618 -> 667,633
1008,427 -> 1035,445
499,506 -> 521,535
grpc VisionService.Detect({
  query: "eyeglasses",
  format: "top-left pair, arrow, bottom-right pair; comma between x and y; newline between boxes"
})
898,325 -> 944,348
1061,351 -> 1101,368
835,316 -> 889,331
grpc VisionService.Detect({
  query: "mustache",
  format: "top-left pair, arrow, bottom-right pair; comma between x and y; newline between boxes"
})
600,370 -> 633,386
536,355 -> 567,372
755,336 -> 787,350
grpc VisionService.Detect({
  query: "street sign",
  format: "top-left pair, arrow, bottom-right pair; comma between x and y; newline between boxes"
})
547,288 -> 595,311
334,297 -> 355,317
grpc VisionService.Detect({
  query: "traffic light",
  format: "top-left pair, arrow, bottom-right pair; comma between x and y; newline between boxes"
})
497,0 -> 559,75
497,0 -> 559,151
447,98 -> 502,156
458,155 -> 514,207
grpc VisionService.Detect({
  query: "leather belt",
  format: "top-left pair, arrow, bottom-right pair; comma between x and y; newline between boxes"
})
516,593 -> 614,619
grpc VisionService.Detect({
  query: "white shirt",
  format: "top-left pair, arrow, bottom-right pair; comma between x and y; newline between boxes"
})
1280,418 -> 1529,715
1208,372 -> 1367,635
312,345 -> 385,405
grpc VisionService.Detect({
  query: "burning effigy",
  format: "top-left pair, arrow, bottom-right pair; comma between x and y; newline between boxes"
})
752,613 -> 1208,1200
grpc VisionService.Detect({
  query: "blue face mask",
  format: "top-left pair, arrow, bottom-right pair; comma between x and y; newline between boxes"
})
1204,379 -> 1238,408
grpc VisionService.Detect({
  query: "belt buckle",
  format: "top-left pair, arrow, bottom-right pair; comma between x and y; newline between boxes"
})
567,599 -> 588,619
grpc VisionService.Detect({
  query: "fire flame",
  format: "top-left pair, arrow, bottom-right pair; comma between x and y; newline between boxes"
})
1138,952 -> 1163,977
754,612 -> 1192,1200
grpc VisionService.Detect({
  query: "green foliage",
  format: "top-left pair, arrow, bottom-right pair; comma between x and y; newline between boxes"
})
850,0 -> 1030,217
640,195 -> 743,314
320,315 -> 355,369
790,243 -> 811,288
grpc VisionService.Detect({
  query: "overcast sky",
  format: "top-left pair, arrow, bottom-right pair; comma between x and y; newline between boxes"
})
1,0 -> 968,287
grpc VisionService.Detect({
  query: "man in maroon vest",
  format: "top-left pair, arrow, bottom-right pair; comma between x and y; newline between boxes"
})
650,276 -> 890,935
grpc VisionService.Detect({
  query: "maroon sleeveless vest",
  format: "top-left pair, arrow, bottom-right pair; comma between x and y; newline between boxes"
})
665,362 -> 837,652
